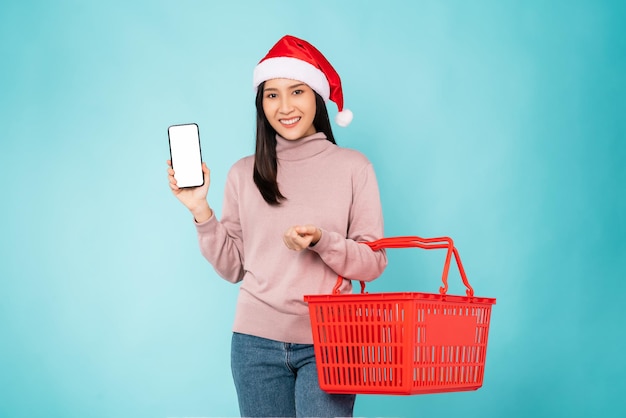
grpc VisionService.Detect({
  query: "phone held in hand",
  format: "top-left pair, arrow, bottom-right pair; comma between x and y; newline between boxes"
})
168,123 -> 204,188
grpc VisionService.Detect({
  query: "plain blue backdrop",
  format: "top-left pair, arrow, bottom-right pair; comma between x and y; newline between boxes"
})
1,1 -> 624,417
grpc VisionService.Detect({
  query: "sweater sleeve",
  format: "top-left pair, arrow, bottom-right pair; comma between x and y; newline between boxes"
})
309,162 -> 387,282
194,165 -> 245,284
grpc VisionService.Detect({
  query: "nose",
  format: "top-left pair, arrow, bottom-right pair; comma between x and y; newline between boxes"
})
279,95 -> 294,114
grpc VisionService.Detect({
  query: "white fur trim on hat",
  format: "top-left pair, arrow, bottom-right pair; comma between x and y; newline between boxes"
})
253,57 -> 330,101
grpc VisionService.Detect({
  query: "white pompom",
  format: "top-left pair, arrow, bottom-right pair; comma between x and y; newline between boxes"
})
335,108 -> 353,127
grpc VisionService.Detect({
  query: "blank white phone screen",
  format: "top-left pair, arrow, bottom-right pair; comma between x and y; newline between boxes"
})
168,123 -> 204,188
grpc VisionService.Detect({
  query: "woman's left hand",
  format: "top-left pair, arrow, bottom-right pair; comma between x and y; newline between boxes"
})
283,225 -> 321,251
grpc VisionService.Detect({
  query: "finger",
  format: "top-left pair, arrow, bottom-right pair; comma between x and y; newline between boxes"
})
290,233 -> 308,247
284,230 -> 304,250
294,225 -> 315,236
296,226 -> 307,233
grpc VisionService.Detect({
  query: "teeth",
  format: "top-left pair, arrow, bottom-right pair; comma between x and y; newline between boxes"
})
281,117 -> 300,125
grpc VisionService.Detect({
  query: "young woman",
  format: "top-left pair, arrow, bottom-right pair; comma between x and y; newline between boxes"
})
167,35 -> 387,417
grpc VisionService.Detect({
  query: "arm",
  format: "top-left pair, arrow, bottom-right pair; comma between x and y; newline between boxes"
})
195,165 -> 246,283
290,162 -> 387,281
310,229 -> 387,282
168,159 -> 245,282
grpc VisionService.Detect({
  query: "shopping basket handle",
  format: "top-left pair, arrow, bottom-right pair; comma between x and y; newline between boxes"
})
332,236 -> 475,297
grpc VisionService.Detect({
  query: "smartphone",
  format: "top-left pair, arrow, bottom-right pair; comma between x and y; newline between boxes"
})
168,123 -> 204,188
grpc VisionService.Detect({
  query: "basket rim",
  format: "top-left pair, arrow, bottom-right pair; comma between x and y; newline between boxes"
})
304,291 -> 496,305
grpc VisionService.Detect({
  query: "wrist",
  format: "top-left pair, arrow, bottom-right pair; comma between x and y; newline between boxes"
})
309,227 -> 322,247
191,202 -> 212,223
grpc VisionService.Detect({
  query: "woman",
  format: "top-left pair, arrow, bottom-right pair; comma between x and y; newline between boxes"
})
167,35 -> 387,417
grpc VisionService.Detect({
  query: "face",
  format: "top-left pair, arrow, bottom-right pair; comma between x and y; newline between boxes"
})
262,78 -> 317,140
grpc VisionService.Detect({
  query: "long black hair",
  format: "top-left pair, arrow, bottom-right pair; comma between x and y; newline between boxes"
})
253,81 -> 337,205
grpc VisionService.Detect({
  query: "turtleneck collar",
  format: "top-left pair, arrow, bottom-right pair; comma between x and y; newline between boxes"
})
275,132 -> 334,161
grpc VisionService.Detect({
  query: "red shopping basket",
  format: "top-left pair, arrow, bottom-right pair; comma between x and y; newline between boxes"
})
304,236 -> 496,395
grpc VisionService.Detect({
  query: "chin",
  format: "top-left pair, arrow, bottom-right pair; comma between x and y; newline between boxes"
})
278,130 -> 307,140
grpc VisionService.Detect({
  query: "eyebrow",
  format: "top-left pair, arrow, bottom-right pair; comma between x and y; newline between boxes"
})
264,83 -> 306,92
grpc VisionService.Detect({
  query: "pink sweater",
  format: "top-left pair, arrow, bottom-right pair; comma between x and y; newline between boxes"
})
195,132 -> 387,343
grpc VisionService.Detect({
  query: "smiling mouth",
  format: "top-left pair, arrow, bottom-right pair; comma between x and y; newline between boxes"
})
280,117 -> 301,126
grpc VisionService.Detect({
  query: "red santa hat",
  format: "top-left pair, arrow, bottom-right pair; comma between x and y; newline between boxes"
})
253,35 -> 353,127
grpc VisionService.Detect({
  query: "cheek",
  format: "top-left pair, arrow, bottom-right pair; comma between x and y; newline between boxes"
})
262,98 -> 278,116
306,100 -> 317,119
301,95 -> 316,114
261,101 -> 271,117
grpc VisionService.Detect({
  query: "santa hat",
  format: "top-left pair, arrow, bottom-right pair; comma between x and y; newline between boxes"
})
253,35 -> 353,127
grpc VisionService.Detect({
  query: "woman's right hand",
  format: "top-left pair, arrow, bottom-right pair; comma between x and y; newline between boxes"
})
167,160 -> 213,223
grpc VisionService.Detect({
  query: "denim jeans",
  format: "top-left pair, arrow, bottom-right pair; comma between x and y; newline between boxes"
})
231,332 -> 356,417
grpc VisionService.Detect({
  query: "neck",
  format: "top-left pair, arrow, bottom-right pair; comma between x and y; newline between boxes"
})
275,132 -> 333,161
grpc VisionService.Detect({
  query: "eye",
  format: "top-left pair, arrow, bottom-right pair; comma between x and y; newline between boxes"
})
292,89 -> 304,95
266,93 -> 277,99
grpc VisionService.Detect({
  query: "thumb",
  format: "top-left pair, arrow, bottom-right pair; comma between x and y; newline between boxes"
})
202,163 -> 211,182
294,225 -> 317,236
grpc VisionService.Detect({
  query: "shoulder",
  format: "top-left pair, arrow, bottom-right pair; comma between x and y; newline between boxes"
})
228,155 -> 255,174
224,155 -> 255,189
330,145 -> 373,168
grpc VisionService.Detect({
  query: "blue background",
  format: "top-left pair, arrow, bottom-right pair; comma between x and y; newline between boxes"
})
1,1 -> 624,417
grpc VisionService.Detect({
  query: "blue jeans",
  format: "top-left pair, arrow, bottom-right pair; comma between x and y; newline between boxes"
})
231,332 -> 356,417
